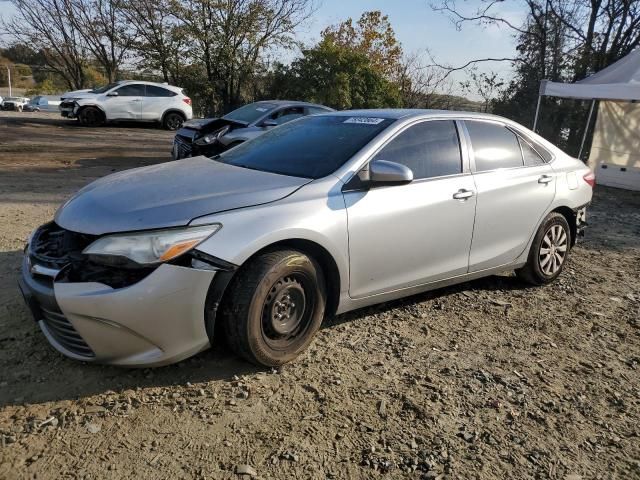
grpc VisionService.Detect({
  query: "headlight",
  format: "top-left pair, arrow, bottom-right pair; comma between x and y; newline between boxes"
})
83,224 -> 221,265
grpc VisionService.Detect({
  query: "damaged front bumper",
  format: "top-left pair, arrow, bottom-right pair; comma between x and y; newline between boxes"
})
59,101 -> 78,118
19,229 -> 218,367
574,203 -> 589,241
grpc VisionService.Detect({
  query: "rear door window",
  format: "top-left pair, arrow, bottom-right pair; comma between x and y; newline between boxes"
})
465,121 -> 524,171
145,85 -> 177,97
114,84 -> 145,96
372,120 -> 462,179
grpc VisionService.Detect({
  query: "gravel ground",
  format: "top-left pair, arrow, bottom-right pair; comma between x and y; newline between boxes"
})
0,111 -> 639,480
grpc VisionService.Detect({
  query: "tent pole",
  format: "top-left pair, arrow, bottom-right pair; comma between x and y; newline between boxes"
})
533,94 -> 542,132
578,99 -> 596,161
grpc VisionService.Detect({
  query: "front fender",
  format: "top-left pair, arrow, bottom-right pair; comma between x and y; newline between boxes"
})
74,100 -> 106,115
191,179 -> 350,295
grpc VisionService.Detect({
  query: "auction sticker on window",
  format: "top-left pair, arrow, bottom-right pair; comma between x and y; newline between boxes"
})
343,117 -> 385,125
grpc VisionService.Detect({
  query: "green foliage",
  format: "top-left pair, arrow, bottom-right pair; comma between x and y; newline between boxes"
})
269,40 -> 401,110
321,11 -> 403,79
25,78 -> 58,95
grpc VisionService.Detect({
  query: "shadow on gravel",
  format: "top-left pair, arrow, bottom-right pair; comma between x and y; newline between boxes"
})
0,114 -> 166,131
0,241 -> 526,409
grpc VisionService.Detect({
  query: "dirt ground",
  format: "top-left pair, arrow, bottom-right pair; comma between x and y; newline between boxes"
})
0,111 -> 638,480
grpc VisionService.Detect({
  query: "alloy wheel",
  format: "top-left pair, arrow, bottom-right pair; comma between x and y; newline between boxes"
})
539,224 -> 568,276
165,114 -> 183,130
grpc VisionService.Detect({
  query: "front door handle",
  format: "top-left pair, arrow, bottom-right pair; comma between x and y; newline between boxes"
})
538,174 -> 553,184
453,189 -> 474,200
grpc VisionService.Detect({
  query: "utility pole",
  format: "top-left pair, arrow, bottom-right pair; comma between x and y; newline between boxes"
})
7,66 -> 11,97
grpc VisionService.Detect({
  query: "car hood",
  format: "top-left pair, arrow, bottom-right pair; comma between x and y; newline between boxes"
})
55,157 -> 310,235
61,89 -> 95,100
181,117 -> 247,133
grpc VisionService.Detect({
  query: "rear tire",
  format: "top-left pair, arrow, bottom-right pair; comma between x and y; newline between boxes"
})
78,107 -> 104,127
163,112 -> 184,130
516,212 -> 571,285
221,249 -> 326,367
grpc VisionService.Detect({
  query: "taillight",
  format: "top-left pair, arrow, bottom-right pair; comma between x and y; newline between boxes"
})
183,97 -> 192,106
583,171 -> 595,188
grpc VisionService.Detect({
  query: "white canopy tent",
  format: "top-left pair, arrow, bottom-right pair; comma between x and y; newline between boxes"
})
532,48 -> 640,190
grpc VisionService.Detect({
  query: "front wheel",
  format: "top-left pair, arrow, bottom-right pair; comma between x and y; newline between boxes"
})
517,212 -> 571,285
220,249 -> 326,366
163,112 -> 184,130
78,107 -> 104,127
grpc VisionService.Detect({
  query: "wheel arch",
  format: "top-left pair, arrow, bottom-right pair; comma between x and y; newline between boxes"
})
161,108 -> 186,123
550,205 -> 577,247
76,103 -> 107,121
204,237 -> 342,343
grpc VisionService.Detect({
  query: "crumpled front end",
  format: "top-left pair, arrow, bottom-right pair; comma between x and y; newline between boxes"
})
59,100 -> 79,118
18,222 -> 216,367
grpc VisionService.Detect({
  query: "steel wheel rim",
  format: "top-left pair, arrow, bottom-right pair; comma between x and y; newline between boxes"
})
261,274 -> 313,350
539,224 -> 568,276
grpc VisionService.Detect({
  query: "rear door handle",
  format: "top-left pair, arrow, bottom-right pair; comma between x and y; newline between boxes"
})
453,189 -> 474,200
538,175 -> 553,184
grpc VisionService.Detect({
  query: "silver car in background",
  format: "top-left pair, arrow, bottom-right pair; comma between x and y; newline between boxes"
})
19,110 -> 594,367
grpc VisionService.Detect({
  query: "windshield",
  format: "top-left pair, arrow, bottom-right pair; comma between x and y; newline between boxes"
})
90,82 -> 121,94
223,102 -> 277,124
216,115 -> 395,179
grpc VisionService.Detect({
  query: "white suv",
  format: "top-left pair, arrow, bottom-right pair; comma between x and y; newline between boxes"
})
59,80 -> 193,130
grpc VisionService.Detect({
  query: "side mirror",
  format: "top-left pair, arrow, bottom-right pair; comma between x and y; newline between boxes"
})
106,91 -> 119,97
261,119 -> 278,128
369,160 -> 413,186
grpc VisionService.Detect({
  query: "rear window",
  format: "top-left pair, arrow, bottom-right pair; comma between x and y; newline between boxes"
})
145,85 -> 177,97
466,121 -> 524,171
217,115 -> 394,179
223,102 -> 277,124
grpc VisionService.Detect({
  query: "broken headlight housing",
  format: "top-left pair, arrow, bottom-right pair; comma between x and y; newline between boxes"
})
83,224 -> 221,266
194,126 -> 230,146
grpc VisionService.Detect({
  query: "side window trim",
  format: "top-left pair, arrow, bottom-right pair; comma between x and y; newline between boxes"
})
364,118 -> 470,182
509,127 -> 554,163
513,131 -> 546,166
115,84 -> 144,97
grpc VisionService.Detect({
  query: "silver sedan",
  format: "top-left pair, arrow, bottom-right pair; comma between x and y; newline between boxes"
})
19,110 -> 594,367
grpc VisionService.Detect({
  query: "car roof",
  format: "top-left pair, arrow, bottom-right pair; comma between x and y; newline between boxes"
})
113,80 -> 184,93
252,100 -> 334,110
321,109 -> 510,122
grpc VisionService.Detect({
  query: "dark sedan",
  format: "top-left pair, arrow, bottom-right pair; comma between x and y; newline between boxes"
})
172,100 -> 333,159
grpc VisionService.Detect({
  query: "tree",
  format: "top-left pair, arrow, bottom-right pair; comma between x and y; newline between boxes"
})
3,0 -> 89,89
67,0 -> 135,82
122,0 -> 186,83
269,40 -> 401,109
321,10 -> 403,79
459,68 -> 504,112
171,0 -> 315,114
433,0 -> 640,155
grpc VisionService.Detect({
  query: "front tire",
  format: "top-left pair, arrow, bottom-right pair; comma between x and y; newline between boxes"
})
221,249 -> 326,367
78,107 -> 104,127
163,112 -> 184,130
517,212 -> 571,285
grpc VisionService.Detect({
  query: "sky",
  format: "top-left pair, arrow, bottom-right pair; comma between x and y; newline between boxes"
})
300,0 -> 523,74
0,0 -> 527,97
